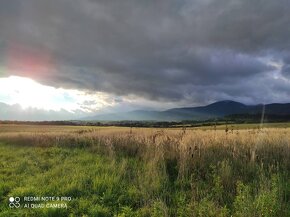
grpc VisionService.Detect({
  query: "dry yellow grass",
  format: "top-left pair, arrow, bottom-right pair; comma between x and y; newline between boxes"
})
1,124 -> 289,166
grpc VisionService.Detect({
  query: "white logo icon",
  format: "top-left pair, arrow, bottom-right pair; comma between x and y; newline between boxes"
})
9,197 -> 20,208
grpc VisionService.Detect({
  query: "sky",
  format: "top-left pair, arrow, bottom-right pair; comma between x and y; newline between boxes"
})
0,0 -> 290,120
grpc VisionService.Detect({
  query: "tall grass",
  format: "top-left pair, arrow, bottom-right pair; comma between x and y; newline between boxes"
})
0,126 -> 290,216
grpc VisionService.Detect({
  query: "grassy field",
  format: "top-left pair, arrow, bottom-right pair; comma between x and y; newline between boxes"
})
1,124 -> 290,216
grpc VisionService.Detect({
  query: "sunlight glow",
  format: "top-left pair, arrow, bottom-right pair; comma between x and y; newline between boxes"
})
0,76 -> 114,113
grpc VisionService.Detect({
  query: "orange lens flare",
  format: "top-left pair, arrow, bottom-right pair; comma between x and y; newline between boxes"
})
6,43 -> 54,80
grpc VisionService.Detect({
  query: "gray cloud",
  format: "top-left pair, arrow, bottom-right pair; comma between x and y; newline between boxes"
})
0,102 -> 83,121
282,55 -> 290,78
1,0 -> 290,106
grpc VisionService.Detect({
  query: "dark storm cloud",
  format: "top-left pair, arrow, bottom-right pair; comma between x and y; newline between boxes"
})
1,0 -> 290,104
281,55 -> 290,78
282,65 -> 290,78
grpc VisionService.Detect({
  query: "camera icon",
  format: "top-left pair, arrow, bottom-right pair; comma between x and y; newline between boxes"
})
9,197 -> 20,208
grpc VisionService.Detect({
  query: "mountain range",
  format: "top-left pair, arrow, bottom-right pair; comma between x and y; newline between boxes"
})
84,100 -> 290,121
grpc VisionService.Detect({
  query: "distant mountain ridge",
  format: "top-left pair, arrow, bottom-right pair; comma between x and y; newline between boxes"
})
84,100 -> 290,121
